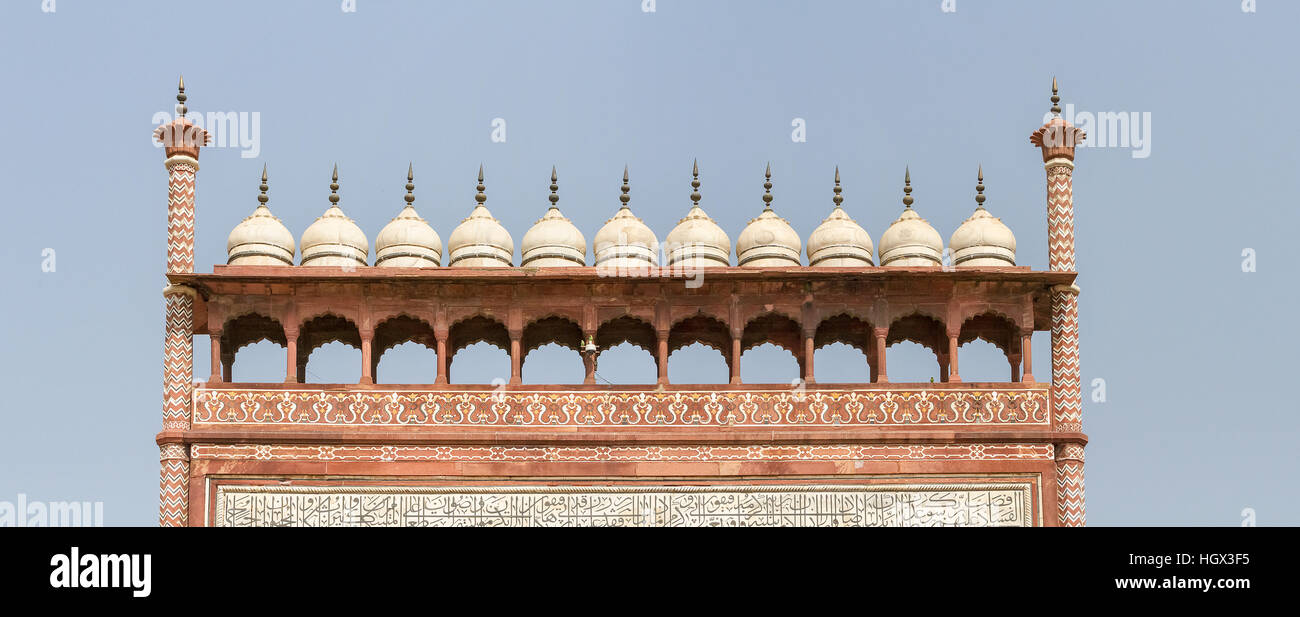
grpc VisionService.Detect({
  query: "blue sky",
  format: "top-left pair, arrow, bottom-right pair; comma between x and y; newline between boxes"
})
0,0 -> 1295,525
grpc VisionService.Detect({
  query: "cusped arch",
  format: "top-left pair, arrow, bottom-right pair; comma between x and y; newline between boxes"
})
596,315 -> 657,355
886,312 -> 946,355
522,315 -> 584,355
740,312 -> 801,355
221,312 -> 287,354
447,314 -> 510,356
297,313 -> 361,354
813,313 -> 874,355
958,311 -> 1018,356
668,313 -> 731,355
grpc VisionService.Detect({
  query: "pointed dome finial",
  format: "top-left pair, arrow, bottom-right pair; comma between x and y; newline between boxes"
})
1051,76 -> 1061,115
902,166 -> 914,208
762,163 -> 774,209
620,165 -> 631,207
832,166 -> 843,207
690,159 -> 701,205
975,165 -> 986,208
329,164 -> 340,204
258,164 -> 269,205
405,163 -> 416,205
549,165 -> 560,206
176,75 -> 188,117
475,164 -> 487,205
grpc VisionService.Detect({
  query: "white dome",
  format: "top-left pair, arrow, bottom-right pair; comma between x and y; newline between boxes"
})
594,206 -> 658,271
665,162 -> 730,268
447,168 -> 514,267
228,204 -> 295,266
737,209 -> 801,266
376,205 -> 442,267
594,169 -> 658,273
301,167 -> 368,267
447,204 -> 513,267
807,207 -> 873,266
950,172 -> 1015,266
879,207 -> 943,266
666,205 -> 731,268
736,166 -> 800,267
522,206 -> 586,267
300,204 -> 368,267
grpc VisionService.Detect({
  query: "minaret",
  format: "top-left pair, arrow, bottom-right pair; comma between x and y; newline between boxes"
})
1031,77 -> 1087,527
153,76 -> 209,528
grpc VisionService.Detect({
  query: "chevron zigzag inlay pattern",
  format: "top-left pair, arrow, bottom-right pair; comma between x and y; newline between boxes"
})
166,162 -> 196,274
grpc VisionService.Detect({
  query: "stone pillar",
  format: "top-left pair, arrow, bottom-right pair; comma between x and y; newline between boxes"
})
208,329 -> 223,384
158,443 -> 189,528
221,350 -> 233,383
360,333 -> 374,385
284,329 -> 299,383
509,331 -> 523,385
872,327 -> 888,383
1009,353 -> 1022,382
1020,328 -> 1034,383
582,331 -> 597,385
729,336 -> 742,385
656,330 -> 670,385
946,330 -> 961,383
434,329 -> 449,385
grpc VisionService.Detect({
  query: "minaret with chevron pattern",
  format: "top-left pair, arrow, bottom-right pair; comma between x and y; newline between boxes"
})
154,76 -> 209,527
1030,78 -> 1086,526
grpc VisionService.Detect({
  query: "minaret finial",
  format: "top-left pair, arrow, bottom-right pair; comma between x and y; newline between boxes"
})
258,164 -> 269,205
620,165 -> 631,207
762,162 -> 773,210
690,159 -> 701,206
405,163 -> 415,205
329,164 -> 340,205
832,166 -> 843,207
176,75 -> 188,118
475,164 -> 487,205
975,165 -> 986,208
1051,76 -> 1061,116
902,166 -> 914,208
549,165 -> 560,207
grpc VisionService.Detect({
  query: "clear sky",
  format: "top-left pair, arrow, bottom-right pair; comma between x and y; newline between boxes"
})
0,0 -> 1295,525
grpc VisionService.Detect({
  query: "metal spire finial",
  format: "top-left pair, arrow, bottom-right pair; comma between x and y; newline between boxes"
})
405,163 -> 415,205
176,75 -> 188,118
620,165 -> 631,207
690,159 -> 701,206
1051,77 -> 1061,116
475,164 -> 487,205
902,166 -> 914,208
258,164 -> 269,205
975,165 -> 986,208
549,165 -> 560,207
329,164 -> 340,205
832,166 -> 843,207
762,163 -> 773,210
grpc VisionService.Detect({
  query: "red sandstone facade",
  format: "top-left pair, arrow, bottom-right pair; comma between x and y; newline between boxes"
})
155,81 -> 1086,527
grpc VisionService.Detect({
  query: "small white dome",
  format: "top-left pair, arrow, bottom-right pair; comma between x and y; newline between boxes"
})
879,207 -> 943,266
950,207 -> 1015,266
737,209 -> 801,266
666,205 -> 731,268
594,169 -> 658,273
736,166 -> 800,267
950,171 -> 1015,266
522,206 -> 586,267
594,206 -> 658,271
807,207 -> 873,266
300,204 -> 368,267
376,205 -> 442,267
665,162 -> 730,268
447,168 -> 514,267
228,204 -> 295,266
